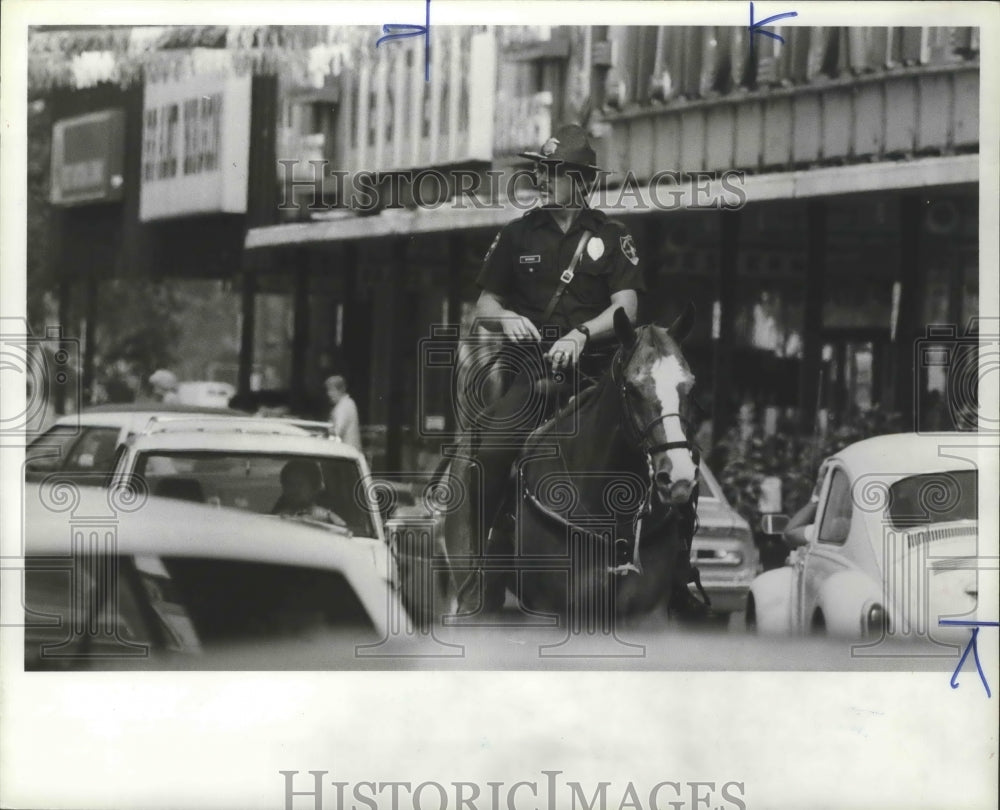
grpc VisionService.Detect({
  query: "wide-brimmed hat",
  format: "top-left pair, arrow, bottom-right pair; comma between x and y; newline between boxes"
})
519,124 -> 602,172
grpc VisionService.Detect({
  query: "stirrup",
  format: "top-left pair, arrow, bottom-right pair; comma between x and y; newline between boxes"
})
608,561 -> 643,576
608,537 -> 642,575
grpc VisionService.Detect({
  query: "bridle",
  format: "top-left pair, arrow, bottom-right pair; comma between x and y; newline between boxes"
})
611,343 -> 701,475
518,333 -> 702,577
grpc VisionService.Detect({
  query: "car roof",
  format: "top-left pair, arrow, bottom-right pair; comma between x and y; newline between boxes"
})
137,416 -> 311,437
128,428 -> 364,459
25,484 -> 377,574
829,433 -> 981,478
81,402 -> 248,415
50,407 -> 247,432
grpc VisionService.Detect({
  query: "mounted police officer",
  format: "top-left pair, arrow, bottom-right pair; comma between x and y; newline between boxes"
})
465,124 -> 710,620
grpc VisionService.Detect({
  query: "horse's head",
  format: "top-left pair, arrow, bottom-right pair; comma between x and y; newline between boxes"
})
613,304 -> 699,507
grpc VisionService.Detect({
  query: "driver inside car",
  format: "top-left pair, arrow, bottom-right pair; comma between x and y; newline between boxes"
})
272,459 -> 349,531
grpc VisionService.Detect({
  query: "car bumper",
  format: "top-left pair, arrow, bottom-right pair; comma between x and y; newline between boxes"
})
689,569 -> 756,614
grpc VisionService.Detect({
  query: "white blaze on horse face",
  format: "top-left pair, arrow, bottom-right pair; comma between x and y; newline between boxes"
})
649,355 -> 697,483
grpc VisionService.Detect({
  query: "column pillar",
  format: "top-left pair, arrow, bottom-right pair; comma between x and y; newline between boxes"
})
290,249 -> 310,413
81,272 -> 99,407
237,268 -> 257,400
711,209 -> 740,449
385,239 -> 408,471
799,200 -> 827,433
894,195 -> 922,430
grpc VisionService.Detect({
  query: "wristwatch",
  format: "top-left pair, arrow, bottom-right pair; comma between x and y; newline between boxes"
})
574,324 -> 591,345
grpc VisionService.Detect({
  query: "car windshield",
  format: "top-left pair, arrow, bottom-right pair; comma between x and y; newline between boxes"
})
133,452 -> 377,537
886,470 -> 977,529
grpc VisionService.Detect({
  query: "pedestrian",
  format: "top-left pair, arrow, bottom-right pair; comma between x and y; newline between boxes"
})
148,368 -> 180,404
325,375 -> 362,452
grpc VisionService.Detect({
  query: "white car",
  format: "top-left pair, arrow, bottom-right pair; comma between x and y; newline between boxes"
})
110,423 -> 394,584
175,380 -> 236,409
25,403 -> 249,484
747,433 -> 982,640
22,483 -> 406,669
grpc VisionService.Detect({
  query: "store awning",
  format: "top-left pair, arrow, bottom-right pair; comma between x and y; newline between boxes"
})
244,154 -> 979,250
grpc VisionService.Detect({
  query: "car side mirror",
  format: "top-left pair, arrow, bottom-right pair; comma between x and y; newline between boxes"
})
760,514 -> 789,536
784,524 -> 813,548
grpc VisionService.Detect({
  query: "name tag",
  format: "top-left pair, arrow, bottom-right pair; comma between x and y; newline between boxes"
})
519,255 -> 541,264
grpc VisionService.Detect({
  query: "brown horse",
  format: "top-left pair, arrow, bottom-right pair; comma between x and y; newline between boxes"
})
438,305 -> 700,627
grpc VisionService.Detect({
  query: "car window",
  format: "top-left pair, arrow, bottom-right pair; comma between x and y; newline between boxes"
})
817,467 -> 852,544
159,557 -> 375,641
886,470 -> 977,528
63,427 -> 121,474
25,424 -> 84,477
133,452 -> 377,536
24,555 -> 155,670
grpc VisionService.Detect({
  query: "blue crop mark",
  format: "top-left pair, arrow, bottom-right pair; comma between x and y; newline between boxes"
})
940,620 -> 999,697
376,0 -> 432,82
749,2 -> 799,57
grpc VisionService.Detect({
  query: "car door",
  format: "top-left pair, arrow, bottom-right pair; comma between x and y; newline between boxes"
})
800,463 -> 855,632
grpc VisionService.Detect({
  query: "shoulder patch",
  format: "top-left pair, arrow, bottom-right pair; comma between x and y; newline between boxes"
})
620,234 -> 639,266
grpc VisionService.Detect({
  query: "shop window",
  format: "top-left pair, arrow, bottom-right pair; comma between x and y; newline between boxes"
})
820,336 -> 886,415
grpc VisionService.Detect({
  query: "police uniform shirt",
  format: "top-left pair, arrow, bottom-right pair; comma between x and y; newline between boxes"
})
476,205 -> 646,338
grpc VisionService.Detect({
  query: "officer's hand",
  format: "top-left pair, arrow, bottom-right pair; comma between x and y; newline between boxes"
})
546,330 -> 587,373
498,312 -> 541,343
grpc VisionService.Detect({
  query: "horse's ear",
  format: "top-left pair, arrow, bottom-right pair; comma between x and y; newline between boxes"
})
661,302 -> 695,343
613,307 -> 636,349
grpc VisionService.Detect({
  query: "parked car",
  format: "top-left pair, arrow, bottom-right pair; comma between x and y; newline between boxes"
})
689,462 -> 758,616
22,483 -> 406,670
747,433 -> 980,639
257,416 -> 339,439
109,422 -> 395,585
175,380 -> 236,409
24,403 -> 249,484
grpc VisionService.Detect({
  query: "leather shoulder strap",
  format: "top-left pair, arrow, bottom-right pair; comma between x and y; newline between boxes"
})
540,229 -> 592,323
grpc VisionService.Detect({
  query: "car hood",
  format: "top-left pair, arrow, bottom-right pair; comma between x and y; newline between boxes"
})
695,498 -> 749,533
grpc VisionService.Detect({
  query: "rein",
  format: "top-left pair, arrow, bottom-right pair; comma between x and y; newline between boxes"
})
521,339 -> 700,576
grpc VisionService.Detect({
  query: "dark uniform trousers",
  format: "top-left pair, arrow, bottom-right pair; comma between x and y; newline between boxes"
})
470,344 -> 582,546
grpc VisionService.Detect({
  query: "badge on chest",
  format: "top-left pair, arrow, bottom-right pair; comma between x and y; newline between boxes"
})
519,255 -> 541,271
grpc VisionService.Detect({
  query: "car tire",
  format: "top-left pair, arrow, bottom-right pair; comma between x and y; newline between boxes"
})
745,596 -> 758,633
810,610 -> 826,635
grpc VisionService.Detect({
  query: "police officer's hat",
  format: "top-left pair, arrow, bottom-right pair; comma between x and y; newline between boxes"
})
519,124 -> 602,172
